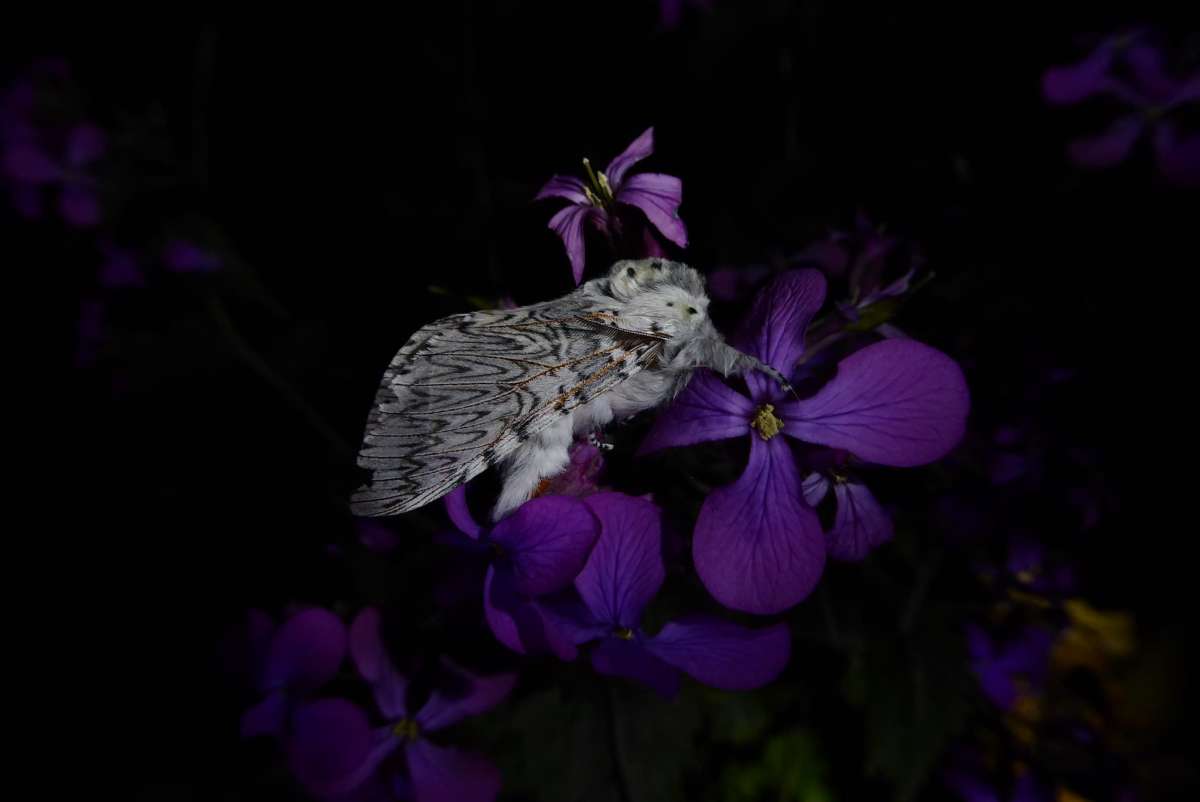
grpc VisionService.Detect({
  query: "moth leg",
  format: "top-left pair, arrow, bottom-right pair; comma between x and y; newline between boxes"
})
684,338 -> 798,399
492,414 -> 574,521
586,432 -> 614,451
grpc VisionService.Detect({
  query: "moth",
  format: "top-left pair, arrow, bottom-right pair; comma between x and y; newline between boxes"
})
351,258 -> 793,521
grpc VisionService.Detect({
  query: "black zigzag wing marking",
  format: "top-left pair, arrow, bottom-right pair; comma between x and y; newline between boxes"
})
350,299 -> 668,516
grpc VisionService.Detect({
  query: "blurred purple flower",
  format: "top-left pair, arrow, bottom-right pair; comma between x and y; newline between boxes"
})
163,239 -> 222,273
442,488 -> 600,658
287,608 -> 515,801
1006,536 -> 1076,597
659,0 -> 715,31
966,624 -> 1055,710
536,127 -> 687,284
2,120 -> 106,225
555,492 -> 791,697
640,269 -> 969,613
1043,35 -> 1200,186
240,608 -> 348,739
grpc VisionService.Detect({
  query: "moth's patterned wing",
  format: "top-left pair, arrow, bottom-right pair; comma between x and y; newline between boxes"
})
350,299 -> 666,516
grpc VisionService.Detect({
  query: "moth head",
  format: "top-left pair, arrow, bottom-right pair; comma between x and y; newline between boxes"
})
608,258 -> 672,300
607,258 -> 710,328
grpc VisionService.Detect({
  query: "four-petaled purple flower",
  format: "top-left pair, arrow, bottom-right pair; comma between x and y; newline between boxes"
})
552,492 -> 791,697
640,269 -> 969,613
966,623 -> 1055,711
1043,34 -> 1200,186
536,127 -> 687,284
442,488 -> 600,659
240,607 -> 348,739
287,608 -> 516,802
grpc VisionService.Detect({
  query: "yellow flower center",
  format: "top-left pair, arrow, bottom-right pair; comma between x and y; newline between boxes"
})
613,627 -> 635,640
582,158 -> 615,207
750,404 -> 784,440
392,718 -> 420,741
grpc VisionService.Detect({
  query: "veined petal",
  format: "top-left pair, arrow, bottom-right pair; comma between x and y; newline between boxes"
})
1042,40 -> 1119,105
735,269 -> 828,401
616,172 -> 688,248
590,637 -> 681,698
263,608 -> 347,694
548,203 -> 594,285
575,493 -> 665,627
489,495 -> 599,596
604,126 -> 655,188
644,615 -> 790,690
694,436 -> 825,614
406,740 -> 502,802
287,698 -> 375,797
443,486 -> 483,539
417,657 -> 516,732
638,370 -> 754,454
349,607 -> 409,719
802,472 -> 830,506
779,339 -> 969,467
827,480 -> 894,561
1067,116 -> 1143,168
534,174 -> 589,204
483,566 -> 581,660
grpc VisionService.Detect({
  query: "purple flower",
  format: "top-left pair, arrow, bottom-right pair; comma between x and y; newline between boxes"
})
2,120 -> 106,225
442,488 -> 600,659
554,492 -> 791,697
287,608 -> 515,801
966,624 -> 1055,710
640,269 -> 969,613
1043,35 -> 1200,186
163,239 -> 222,273
240,608 -> 348,739
536,127 -> 687,284
801,469 -> 895,561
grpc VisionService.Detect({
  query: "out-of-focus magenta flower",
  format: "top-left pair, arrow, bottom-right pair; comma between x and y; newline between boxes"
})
286,608 -> 515,801
1043,35 -> 1200,186
441,489 -> 599,658
2,120 -> 106,226
966,624 -> 1055,710
240,608 -> 348,739
641,270 -> 969,613
536,127 -> 687,284
163,239 -> 222,273
552,493 -> 791,697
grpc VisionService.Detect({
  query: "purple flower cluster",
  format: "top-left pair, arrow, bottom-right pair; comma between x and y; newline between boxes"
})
1043,32 -> 1200,185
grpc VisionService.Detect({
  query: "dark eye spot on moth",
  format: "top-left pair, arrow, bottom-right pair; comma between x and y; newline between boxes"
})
666,302 -> 673,307
687,307 -> 697,315
626,266 -> 636,277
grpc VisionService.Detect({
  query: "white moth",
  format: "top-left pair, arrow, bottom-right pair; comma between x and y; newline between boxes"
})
351,258 -> 792,521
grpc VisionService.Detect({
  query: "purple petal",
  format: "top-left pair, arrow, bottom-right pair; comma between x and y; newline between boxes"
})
801,472 -> 830,506
1067,116 -> 1143,168
615,172 -> 688,248
778,339 -> 969,467
489,495 -> 599,596
575,493 -> 665,627
736,269 -> 828,401
443,486 -> 483,539
1042,41 -> 1118,105
263,608 -> 347,694
349,607 -> 409,719
547,203 -> 594,285
483,567 -> 581,659
59,183 -> 101,227
416,658 -> 516,732
2,142 -> 60,183
826,480 -> 894,561
65,123 -> 107,166
590,637 -> 681,698
1126,44 -> 1179,102
693,436 -> 825,614
163,239 -> 220,273
638,370 -> 754,454
1153,123 -> 1200,188
604,127 -> 655,188
644,615 -> 790,690
240,689 -> 287,739
534,174 -> 589,204
405,740 -> 502,802
288,699 -> 375,796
